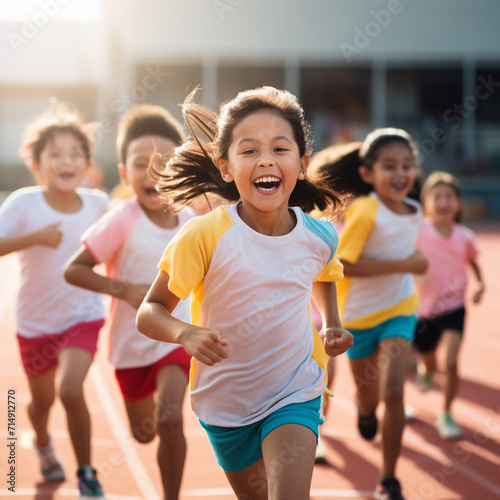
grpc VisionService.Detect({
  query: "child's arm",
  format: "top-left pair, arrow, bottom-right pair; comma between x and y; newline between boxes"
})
136,270 -> 228,366
0,223 -> 62,256
341,250 -> 428,277
470,258 -> 485,304
311,281 -> 353,357
64,247 -> 150,309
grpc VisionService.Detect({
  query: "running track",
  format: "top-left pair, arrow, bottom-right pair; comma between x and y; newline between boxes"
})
1,228 -> 499,499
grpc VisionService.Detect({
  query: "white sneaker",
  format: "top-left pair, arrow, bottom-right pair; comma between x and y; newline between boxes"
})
404,404 -> 415,422
314,435 -> 327,463
34,438 -> 65,482
416,371 -> 434,392
437,412 -> 462,440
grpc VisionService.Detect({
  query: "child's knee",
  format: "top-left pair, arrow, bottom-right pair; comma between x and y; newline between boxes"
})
130,425 -> 156,444
156,411 -> 183,437
445,357 -> 458,372
383,386 -> 404,407
29,396 -> 54,414
58,384 -> 84,408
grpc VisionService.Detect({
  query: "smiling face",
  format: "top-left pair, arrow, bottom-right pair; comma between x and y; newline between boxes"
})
218,109 -> 308,221
424,183 -> 462,226
359,141 -> 416,212
32,131 -> 90,193
119,135 -> 177,215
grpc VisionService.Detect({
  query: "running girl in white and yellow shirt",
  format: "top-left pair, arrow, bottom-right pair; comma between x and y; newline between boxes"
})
315,129 -> 428,500
137,87 -> 353,500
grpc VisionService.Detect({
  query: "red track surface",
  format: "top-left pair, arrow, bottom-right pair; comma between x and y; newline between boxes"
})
1,228 -> 499,499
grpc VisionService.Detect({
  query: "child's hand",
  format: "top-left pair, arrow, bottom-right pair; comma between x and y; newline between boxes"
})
323,327 -> 353,357
121,283 -> 151,309
406,250 -> 429,274
36,222 -> 62,248
472,281 -> 485,304
180,326 -> 228,366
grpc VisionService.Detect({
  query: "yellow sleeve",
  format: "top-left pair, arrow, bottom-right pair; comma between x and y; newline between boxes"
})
338,196 -> 378,264
158,206 -> 234,300
315,254 -> 344,282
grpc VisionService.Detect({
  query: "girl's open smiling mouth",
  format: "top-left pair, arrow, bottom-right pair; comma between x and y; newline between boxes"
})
253,176 -> 281,192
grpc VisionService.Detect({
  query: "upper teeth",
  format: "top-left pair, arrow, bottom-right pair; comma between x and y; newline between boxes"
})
255,176 -> 280,184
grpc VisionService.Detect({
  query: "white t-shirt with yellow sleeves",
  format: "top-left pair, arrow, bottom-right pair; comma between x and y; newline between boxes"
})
337,192 -> 422,330
159,202 -> 343,427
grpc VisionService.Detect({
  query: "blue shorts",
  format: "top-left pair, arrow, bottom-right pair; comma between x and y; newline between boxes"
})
199,396 -> 323,472
347,315 -> 417,360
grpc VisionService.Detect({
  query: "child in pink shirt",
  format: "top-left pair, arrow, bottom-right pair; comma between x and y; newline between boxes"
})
414,171 -> 484,440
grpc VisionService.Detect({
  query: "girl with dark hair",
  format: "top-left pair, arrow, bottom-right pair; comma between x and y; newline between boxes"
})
317,128 -> 428,500
137,87 -> 353,500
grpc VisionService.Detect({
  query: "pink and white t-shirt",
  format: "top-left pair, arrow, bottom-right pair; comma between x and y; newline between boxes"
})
82,197 -> 195,369
416,219 -> 479,319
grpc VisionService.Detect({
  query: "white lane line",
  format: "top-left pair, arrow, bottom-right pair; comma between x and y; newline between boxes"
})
0,488 -> 142,499
411,388 -> 500,432
177,488 -> 377,498
311,490 -> 375,498
0,428 -> 116,448
333,393 -> 500,498
404,429 -> 500,498
89,365 -> 160,500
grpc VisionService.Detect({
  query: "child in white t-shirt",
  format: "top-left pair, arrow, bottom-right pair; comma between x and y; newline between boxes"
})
64,104 -> 194,500
316,129 -> 428,500
136,87 -> 353,500
0,108 -> 108,497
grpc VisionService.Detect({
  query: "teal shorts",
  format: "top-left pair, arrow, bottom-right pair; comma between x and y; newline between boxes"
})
347,315 -> 417,360
199,396 -> 323,471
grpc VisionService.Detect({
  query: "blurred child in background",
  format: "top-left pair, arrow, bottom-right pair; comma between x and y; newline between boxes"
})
413,171 -> 484,439
0,108 -> 108,498
64,104 -> 194,500
307,141 -> 361,462
318,129 -> 427,500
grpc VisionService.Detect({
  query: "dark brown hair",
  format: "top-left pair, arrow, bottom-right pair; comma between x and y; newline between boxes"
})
117,104 -> 186,164
311,128 -> 420,197
19,107 -> 93,165
421,171 -> 464,222
151,87 -> 342,214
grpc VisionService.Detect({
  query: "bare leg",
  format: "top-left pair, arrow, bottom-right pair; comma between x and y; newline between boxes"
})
323,357 -> 336,414
419,347 -> 437,377
378,337 -> 411,478
57,348 -> 93,467
441,330 -> 462,412
27,368 -> 57,447
123,395 -> 156,444
262,423 -> 316,500
155,364 -> 188,500
223,459 -> 268,500
349,350 -> 380,417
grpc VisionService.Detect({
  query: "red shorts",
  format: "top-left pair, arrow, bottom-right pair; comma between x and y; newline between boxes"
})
115,347 -> 191,402
17,319 -> 104,378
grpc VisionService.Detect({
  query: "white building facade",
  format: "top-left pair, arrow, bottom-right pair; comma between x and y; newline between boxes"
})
1,0 -> 499,216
